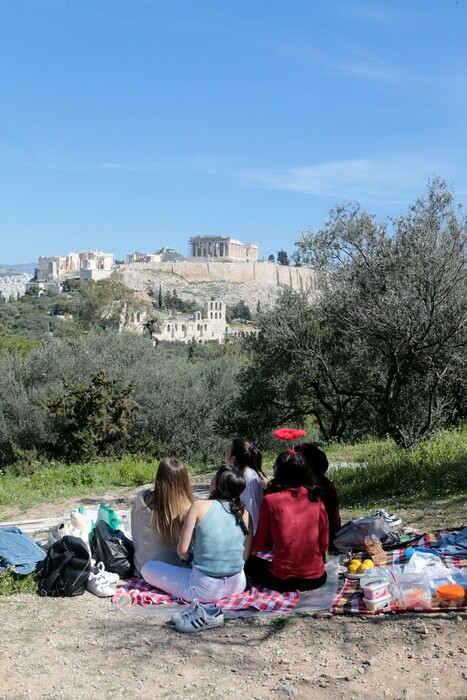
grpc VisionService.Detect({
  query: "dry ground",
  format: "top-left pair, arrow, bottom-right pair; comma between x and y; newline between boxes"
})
1,485 -> 466,700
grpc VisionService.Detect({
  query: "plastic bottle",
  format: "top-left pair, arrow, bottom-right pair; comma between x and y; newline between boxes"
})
364,534 -> 383,555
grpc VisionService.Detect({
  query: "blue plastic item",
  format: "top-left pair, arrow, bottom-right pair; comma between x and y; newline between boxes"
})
404,547 -> 441,558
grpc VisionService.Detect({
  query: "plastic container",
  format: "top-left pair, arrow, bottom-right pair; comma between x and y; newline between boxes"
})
362,579 -> 390,601
399,576 -> 432,610
435,584 -> 466,608
363,593 -> 392,612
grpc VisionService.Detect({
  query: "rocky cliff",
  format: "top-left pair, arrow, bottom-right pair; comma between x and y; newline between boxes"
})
119,260 -> 322,310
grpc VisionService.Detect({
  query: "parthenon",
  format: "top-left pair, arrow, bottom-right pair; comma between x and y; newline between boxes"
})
189,235 -> 258,262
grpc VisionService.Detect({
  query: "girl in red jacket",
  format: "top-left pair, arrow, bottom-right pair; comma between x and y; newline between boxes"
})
245,450 -> 329,592
297,443 -> 342,549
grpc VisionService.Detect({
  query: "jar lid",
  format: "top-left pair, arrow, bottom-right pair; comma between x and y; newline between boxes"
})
435,584 -> 465,601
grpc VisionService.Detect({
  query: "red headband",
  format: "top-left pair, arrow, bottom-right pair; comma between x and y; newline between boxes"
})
273,428 -> 306,441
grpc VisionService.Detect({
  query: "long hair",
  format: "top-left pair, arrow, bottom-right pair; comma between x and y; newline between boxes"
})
146,457 -> 194,546
296,443 -> 329,477
226,438 -> 263,476
267,451 -> 322,503
209,464 -> 249,536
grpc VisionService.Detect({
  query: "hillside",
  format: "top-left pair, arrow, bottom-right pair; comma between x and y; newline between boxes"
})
119,260 -> 322,310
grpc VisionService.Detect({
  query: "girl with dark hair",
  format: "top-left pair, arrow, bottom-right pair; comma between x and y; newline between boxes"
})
223,438 -> 268,534
245,450 -> 329,593
142,465 -> 253,603
131,457 -> 194,578
296,443 -> 341,547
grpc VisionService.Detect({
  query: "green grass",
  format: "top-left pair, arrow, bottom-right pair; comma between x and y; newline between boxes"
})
330,426 -> 467,510
0,457 -> 158,512
0,568 -> 39,595
0,425 -> 466,516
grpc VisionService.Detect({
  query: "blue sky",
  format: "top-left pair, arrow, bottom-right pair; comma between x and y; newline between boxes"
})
1,0 -> 466,265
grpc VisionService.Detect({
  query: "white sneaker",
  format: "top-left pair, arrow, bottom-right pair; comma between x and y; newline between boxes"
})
87,571 -> 116,598
96,561 -> 120,584
171,605 -> 189,624
174,599 -> 224,633
373,509 -> 402,527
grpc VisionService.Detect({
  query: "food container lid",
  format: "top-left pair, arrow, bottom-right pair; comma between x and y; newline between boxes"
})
363,593 -> 392,606
363,580 -> 388,592
435,584 -> 465,601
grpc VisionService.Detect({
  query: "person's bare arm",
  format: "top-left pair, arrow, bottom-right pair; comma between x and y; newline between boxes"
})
177,502 -> 199,560
243,511 -> 254,561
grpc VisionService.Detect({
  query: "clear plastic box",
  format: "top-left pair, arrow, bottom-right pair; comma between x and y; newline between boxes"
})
362,579 -> 390,601
362,593 -> 392,612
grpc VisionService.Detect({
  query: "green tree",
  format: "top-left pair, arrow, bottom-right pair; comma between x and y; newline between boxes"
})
43,368 -> 138,462
293,179 -> 467,446
77,277 -> 146,332
277,250 -> 290,266
226,300 -> 252,322
225,289 -> 362,442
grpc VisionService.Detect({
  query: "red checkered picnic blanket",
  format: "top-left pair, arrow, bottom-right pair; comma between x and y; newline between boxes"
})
112,576 -> 299,612
332,530 -> 467,615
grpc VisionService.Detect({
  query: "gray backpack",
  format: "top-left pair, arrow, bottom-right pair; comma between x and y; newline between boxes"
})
333,516 -> 399,553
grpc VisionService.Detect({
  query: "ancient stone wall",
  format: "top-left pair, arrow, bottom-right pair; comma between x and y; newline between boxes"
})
123,260 -> 320,292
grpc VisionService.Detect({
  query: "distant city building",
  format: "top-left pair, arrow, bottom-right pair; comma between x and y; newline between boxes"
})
126,251 -> 162,264
189,236 -> 259,262
32,249 -> 114,288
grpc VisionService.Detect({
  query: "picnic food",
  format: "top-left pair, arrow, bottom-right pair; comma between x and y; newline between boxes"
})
358,560 -> 374,574
401,586 -> 432,609
362,559 -> 374,568
347,558 -> 363,574
348,563 -> 360,574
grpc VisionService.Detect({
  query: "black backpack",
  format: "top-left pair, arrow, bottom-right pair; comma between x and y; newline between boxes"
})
90,520 -> 134,580
40,535 -> 91,597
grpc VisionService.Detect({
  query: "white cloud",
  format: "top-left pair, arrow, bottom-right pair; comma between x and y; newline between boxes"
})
241,153 -> 453,202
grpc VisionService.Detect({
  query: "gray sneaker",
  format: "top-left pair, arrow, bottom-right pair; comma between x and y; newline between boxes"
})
174,599 -> 224,633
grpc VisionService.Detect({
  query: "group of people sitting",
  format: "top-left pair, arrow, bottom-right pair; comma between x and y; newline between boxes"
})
131,439 -> 341,604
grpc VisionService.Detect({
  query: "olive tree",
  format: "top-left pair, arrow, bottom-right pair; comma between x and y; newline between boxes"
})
234,180 -> 467,447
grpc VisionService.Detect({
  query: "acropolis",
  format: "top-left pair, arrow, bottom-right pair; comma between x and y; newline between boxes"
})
189,236 -> 258,262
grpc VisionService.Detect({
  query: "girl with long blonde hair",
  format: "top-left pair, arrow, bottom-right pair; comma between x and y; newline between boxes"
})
131,457 -> 194,577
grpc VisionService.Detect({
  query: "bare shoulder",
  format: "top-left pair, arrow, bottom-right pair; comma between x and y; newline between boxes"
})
191,499 -> 213,521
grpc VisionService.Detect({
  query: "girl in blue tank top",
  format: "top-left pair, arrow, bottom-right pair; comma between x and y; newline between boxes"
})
142,465 -> 253,603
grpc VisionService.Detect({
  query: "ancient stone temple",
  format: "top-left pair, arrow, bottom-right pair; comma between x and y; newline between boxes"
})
189,236 -> 258,262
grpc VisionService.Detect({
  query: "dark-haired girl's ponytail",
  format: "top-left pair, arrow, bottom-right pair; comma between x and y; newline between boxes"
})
305,484 -> 323,503
229,496 -> 249,536
248,444 -> 264,476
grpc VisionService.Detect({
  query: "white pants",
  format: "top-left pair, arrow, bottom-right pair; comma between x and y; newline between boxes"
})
141,560 -> 246,603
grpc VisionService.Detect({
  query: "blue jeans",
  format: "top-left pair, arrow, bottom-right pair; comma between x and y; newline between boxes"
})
0,527 -> 46,575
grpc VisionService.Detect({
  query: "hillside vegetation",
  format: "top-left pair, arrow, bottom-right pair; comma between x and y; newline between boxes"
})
0,180 -> 465,485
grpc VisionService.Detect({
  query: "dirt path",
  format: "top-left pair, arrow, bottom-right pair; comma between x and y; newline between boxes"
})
1,487 -> 466,699
0,593 -> 465,700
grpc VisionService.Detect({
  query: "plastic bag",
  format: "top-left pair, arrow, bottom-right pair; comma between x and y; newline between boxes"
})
90,520 -> 134,579
405,551 -> 450,578
97,504 -> 122,531
404,551 -> 459,593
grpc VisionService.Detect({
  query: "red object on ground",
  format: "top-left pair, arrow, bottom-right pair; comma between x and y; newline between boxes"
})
273,428 -> 306,441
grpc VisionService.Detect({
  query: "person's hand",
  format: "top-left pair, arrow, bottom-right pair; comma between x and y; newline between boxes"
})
259,473 -> 270,490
